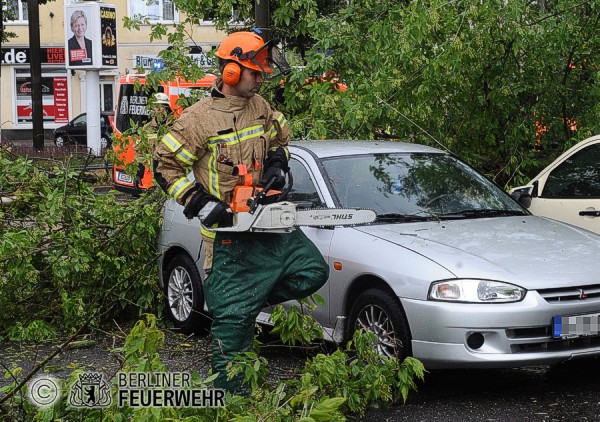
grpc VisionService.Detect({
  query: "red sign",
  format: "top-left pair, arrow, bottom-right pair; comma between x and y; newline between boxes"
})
16,104 -> 55,122
53,77 -> 69,123
1,47 -> 67,65
70,49 -> 87,62
45,48 -> 65,64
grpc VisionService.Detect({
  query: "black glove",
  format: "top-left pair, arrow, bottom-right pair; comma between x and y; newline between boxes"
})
261,146 -> 289,189
133,175 -> 142,190
134,163 -> 145,189
198,200 -> 233,227
182,185 -> 233,227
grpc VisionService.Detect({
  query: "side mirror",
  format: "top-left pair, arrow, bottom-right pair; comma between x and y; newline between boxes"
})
511,191 -> 532,209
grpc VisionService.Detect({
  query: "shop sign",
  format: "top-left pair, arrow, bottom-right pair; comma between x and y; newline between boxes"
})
133,49 -> 216,70
190,52 -> 216,68
134,55 -> 158,69
15,75 -> 69,124
16,77 -> 54,96
1,48 -> 66,65
53,78 -> 69,123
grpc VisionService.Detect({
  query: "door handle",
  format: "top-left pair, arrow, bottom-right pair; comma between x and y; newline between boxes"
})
579,210 -> 600,217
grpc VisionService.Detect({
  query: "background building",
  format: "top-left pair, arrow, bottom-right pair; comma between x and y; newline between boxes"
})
1,0 -> 228,140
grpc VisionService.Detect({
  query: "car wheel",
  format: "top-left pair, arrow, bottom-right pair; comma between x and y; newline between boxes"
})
101,136 -> 111,149
164,253 -> 210,334
54,135 -> 66,147
347,288 -> 412,360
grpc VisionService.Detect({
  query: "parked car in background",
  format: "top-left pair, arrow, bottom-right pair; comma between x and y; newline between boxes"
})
158,140 -> 600,369
510,135 -> 600,234
53,111 -> 114,149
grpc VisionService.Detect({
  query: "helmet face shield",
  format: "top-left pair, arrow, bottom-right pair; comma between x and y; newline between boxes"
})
248,39 -> 291,80
266,43 -> 291,80
215,32 -> 291,80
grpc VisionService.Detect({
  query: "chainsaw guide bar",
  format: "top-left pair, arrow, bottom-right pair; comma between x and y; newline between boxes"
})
203,202 -> 377,233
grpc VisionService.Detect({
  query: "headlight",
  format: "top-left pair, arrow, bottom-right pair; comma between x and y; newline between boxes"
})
428,279 -> 526,303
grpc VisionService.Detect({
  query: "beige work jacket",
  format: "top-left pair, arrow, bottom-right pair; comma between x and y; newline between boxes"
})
153,79 -> 290,268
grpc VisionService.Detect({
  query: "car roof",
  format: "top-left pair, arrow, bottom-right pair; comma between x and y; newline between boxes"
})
75,111 -> 114,117
289,140 -> 446,158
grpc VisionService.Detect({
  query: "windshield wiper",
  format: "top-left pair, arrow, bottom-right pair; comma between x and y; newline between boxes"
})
376,213 -> 435,222
439,209 -> 526,219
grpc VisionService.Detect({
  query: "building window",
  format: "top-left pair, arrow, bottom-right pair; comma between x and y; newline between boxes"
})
129,0 -> 178,22
4,0 -> 28,22
199,5 -> 242,25
14,68 -> 70,127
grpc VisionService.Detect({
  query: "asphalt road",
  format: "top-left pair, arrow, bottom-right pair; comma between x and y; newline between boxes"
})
363,360 -> 600,421
2,324 -> 600,421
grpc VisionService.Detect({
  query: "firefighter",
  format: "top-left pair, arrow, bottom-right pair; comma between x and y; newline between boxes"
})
153,31 -> 329,393
134,92 -> 173,189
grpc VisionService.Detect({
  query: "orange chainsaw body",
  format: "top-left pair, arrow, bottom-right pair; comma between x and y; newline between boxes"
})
230,185 -> 281,213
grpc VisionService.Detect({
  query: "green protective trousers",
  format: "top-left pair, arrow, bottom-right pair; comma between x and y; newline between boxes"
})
204,229 -> 329,393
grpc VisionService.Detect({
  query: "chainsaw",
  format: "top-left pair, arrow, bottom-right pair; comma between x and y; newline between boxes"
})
202,174 -> 376,233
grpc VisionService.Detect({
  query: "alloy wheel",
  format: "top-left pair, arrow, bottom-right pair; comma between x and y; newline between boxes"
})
355,303 -> 398,357
167,266 -> 194,322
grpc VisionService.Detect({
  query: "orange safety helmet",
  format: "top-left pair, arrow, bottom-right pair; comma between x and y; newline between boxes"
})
216,31 -> 273,73
215,31 -> 290,86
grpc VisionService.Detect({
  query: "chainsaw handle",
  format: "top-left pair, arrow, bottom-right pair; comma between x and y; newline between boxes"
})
248,172 -> 294,214
280,171 -> 293,199
248,177 -> 276,214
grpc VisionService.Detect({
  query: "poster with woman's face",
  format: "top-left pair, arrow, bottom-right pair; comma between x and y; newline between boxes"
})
64,3 -> 118,69
64,5 -> 96,68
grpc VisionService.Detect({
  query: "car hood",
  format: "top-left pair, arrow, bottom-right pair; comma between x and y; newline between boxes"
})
354,216 -> 600,290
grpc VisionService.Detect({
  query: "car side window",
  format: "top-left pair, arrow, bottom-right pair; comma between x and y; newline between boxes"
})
287,159 -> 322,206
73,115 -> 86,126
542,143 -> 600,198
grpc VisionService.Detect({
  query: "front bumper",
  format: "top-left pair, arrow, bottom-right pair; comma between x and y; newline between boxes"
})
402,292 -> 600,369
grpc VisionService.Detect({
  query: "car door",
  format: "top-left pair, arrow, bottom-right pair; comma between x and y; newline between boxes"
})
267,155 -> 335,328
70,113 -> 87,145
525,137 -> 600,234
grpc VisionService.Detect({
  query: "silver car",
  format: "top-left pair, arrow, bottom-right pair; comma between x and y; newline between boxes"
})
158,140 -> 600,369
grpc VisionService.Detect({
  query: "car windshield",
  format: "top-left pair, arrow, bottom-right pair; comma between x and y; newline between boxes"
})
321,152 -> 526,221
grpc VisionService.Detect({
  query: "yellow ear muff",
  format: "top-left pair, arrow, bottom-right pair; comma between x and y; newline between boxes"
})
223,62 -> 241,86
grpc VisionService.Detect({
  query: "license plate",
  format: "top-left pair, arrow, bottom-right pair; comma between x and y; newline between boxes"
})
117,171 -> 133,184
553,313 -> 600,338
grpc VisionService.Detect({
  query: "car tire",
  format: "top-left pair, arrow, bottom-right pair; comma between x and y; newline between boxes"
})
54,135 -> 66,147
164,253 -> 211,334
347,288 -> 412,360
101,135 -> 111,149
